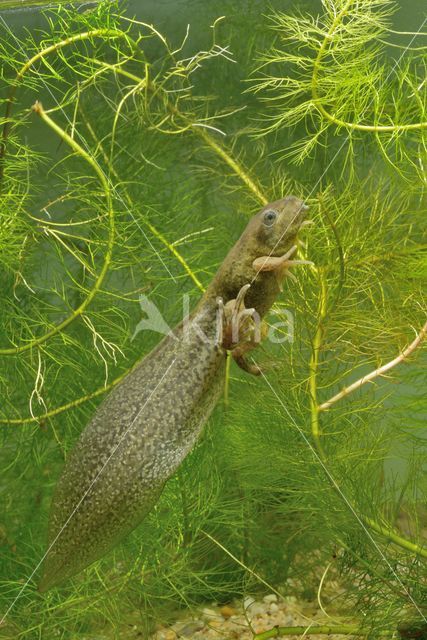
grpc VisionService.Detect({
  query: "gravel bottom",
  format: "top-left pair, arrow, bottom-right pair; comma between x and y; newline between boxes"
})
152,593 -> 348,640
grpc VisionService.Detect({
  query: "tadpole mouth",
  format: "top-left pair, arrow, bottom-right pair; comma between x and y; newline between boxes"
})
271,200 -> 309,256
285,197 -> 309,226
296,201 -> 309,221
288,200 -> 309,233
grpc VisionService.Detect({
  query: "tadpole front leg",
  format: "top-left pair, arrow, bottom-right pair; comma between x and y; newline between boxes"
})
217,284 -> 264,376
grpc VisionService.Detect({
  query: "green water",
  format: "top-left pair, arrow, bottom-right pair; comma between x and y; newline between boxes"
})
0,1 -> 425,638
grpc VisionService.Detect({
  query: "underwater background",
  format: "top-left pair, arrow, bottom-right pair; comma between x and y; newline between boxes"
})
0,0 -> 426,638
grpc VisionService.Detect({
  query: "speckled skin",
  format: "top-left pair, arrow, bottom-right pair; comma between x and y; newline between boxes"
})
39,196 -> 307,591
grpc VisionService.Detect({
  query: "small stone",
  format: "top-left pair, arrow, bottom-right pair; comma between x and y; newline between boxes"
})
164,631 -> 176,640
220,605 -> 236,618
243,596 -> 255,611
253,615 -> 269,633
263,594 -> 278,604
251,602 -> 265,616
176,620 -> 205,636
268,602 -> 279,613
209,619 -> 223,628
201,608 -> 217,619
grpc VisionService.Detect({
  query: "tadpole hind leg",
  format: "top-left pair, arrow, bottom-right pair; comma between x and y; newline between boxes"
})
233,351 -> 262,376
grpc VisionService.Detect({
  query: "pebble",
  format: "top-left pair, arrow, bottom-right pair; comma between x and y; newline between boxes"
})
246,601 -> 264,616
220,605 -> 236,618
151,590 -> 348,640
208,619 -> 223,628
175,620 -> 205,636
263,594 -> 278,604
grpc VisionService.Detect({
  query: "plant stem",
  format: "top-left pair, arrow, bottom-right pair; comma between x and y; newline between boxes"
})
90,61 -> 269,207
319,319 -> 427,411
194,128 -> 268,206
253,624 -> 395,639
309,269 -> 327,459
0,28 -> 132,182
363,516 -> 427,558
311,0 -> 427,133
308,274 -> 427,560
0,101 -> 115,354
223,351 -> 232,406
80,105 -> 205,292
0,368 -> 130,425
0,0 -> 91,8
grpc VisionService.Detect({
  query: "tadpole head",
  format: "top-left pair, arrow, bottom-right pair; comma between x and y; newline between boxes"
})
255,196 -> 309,255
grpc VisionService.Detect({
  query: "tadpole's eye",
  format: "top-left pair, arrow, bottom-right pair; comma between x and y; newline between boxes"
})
263,209 -> 277,226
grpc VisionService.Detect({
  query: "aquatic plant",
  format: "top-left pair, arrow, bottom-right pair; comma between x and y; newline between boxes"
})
0,0 -> 425,638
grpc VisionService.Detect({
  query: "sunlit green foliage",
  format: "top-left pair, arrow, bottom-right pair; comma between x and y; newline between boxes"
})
0,0 -> 425,638
250,0 -> 427,180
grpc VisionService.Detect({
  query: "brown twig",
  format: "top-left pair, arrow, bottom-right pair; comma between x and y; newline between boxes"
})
319,319 -> 427,411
